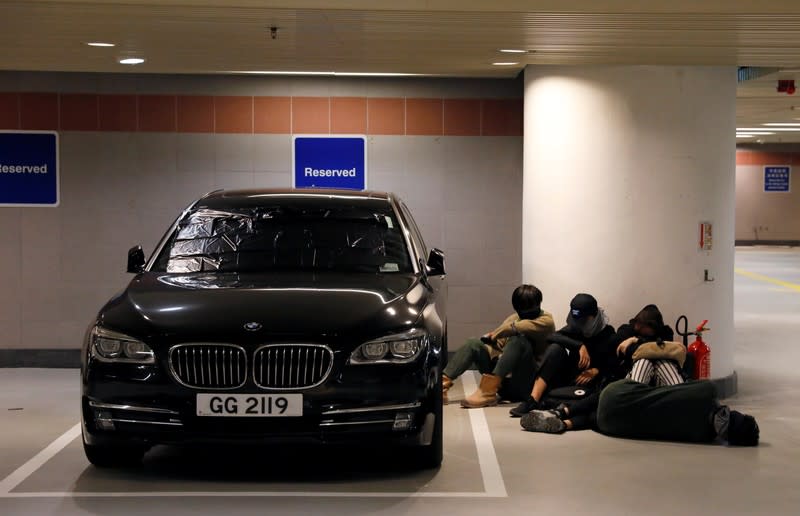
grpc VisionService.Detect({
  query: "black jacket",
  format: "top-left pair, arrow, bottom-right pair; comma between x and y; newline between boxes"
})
547,324 -> 617,376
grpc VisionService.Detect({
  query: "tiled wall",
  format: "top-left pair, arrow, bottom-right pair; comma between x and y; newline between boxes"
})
0,73 -> 523,351
0,92 -> 521,136
735,150 -> 800,242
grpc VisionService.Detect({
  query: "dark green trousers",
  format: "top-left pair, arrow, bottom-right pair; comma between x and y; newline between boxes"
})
597,379 -> 719,443
443,337 -> 537,401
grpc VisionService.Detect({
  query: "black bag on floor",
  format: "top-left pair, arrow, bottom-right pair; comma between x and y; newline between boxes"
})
542,383 -> 599,407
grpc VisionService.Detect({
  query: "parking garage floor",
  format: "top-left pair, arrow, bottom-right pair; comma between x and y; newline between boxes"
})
1,247 -> 798,515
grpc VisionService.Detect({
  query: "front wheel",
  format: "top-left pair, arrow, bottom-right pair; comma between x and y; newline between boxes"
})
415,418 -> 443,469
82,438 -> 147,468
415,374 -> 444,469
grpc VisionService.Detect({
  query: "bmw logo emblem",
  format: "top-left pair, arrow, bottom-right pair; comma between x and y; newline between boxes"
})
243,322 -> 262,332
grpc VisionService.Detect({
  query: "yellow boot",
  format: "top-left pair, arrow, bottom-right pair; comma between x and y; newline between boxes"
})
461,374 -> 502,408
442,374 -> 454,404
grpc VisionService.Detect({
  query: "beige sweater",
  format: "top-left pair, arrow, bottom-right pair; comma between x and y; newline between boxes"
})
486,311 -> 556,366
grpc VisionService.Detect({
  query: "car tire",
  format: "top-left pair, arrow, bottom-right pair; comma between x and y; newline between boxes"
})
415,374 -> 444,469
82,439 -> 147,468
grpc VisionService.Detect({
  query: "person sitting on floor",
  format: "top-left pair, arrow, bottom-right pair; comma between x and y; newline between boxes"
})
442,284 -> 555,408
596,378 -> 759,446
509,293 -> 616,417
616,304 -> 685,386
520,304 -> 684,433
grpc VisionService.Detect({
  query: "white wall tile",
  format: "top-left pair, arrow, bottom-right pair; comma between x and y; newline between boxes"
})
369,171 -> 407,197
254,172 -> 292,189
443,211 -> 487,250
214,171 -> 255,190
480,286 -> 517,327
447,286 -> 483,324
177,134 -> 217,173
0,208 -> 22,294
174,172 -> 216,206
368,137 -> 408,175
404,168 -> 445,211
448,323 -> 488,352
58,320 -> 91,348
136,133 -> 178,173
215,134 -> 254,172
21,287 -> 61,323
22,321 -> 66,347
253,135 -> 292,172
0,275 -> 22,322
407,209 -> 444,250
406,137 -> 447,172
442,247 -> 484,287
482,250 -> 521,286
0,321 -> 21,347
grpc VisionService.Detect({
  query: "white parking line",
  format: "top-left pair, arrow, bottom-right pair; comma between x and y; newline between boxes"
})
0,373 -> 506,499
461,371 -> 508,497
0,423 -> 82,494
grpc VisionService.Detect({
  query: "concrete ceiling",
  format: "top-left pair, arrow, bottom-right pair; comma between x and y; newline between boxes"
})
3,1 -> 800,141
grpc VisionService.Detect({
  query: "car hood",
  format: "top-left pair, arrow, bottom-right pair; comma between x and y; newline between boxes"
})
98,271 -> 428,343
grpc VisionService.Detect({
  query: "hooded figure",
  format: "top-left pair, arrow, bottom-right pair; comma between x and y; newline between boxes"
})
509,293 -> 616,417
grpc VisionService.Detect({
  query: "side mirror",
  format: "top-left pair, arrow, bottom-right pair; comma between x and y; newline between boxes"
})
127,245 -> 146,273
426,248 -> 445,276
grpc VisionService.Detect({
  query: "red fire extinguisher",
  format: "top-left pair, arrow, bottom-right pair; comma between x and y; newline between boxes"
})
687,320 -> 711,380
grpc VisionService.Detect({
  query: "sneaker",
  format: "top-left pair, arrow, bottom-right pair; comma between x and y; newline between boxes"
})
520,410 -> 567,433
509,397 -> 539,418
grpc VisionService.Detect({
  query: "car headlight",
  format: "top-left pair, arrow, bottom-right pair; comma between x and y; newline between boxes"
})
90,326 -> 155,364
350,329 -> 427,365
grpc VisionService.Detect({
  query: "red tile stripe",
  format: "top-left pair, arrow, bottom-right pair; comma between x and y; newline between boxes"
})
737,150 -> 800,166
0,93 -> 523,136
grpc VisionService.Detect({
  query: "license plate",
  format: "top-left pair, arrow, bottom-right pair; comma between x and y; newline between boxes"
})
196,394 -> 302,417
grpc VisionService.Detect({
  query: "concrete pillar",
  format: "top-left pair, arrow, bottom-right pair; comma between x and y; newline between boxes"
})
522,66 -> 736,386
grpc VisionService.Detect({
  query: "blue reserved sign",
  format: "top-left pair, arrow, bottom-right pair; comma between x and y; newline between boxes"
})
293,136 -> 367,191
0,131 -> 59,206
764,166 -> 791,193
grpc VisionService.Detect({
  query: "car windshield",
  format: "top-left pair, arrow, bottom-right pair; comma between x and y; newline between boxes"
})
151,202 -> 413,274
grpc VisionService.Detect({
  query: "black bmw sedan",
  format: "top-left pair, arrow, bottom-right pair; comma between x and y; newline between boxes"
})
81,189 -> 447,468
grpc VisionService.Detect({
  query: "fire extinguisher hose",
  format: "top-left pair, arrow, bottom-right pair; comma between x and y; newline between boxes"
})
676,315 -> 691,347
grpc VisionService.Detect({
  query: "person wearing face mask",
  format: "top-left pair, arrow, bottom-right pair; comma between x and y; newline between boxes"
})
442,284 -> 555,408
509,293 -> 616,417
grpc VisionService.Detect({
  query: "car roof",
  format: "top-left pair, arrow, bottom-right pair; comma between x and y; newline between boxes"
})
196,188 -> 395,210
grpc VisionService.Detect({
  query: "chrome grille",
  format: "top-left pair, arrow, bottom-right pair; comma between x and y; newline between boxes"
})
169,344 -> 246,389
254,344 -> 333,390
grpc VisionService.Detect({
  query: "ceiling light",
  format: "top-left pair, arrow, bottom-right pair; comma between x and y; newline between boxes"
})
118,58 -> 145,65
229,71 -> 421,77
737,127 -> 800,132
86,42 -> 115,47
762,122 -> 800,126
499,49 -> 527,54
734,131 -> 775,135
233,71 -> 333,76
334,72 -> 420,77
492,62 -> 519,66
736,134 -> 755,138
